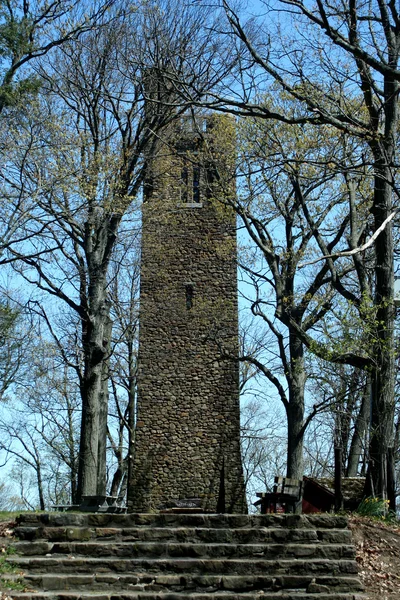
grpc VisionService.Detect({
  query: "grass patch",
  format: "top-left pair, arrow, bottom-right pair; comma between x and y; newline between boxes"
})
0,546 -> 25,592
0,511 -> 49,524
0,512 -> 22,523
0,575 -> 26,592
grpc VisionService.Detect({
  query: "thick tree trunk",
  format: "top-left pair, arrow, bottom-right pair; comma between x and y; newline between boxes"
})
286,331 -> 305,479
366,158 -> 396,498
77,360 -> 102,499
368,60 -> 398,498
77,274 -> 111,502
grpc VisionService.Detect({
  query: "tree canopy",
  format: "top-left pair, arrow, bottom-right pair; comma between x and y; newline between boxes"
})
0,0 -> 398,510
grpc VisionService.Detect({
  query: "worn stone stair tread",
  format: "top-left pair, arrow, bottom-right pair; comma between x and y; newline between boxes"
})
5,593 -> 365,600
7,556 -> 360,576
15,527 -> 352,543
13,541 -> 356,560
15,514 -> 350,529
3,572 -> 363,592
5,573 -> 363,583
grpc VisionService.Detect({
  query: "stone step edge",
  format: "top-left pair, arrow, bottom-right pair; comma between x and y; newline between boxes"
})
6,556 -> 360,575
13,541 -> 355,550
8,555 -> 359,563
2,572 -> 363,584
16,514 -> 350,529
4,592 -> 366,600
1,572 -> 364,594
15,526 -> 352,537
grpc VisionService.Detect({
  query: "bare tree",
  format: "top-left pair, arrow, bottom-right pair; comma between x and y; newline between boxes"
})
107,240 -> 140,501
180,0 -> 398,500
308,361 -> 371,476
0,0 -> 118,113
0,416 -> 47,509
201,104 -> 373,479
0,321 -> 81,507
0,0 -> 122,269
7,1 -> 225,502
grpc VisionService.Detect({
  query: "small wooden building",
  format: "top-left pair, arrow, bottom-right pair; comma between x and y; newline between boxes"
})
303,477 -> 365,513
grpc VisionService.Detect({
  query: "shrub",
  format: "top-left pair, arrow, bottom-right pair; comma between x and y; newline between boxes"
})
356,496 -> 390,517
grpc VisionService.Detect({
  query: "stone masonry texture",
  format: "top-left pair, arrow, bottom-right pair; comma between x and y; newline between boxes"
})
128,115 -> 247,513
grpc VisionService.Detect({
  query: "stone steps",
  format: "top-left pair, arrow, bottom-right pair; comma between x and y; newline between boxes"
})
15,527 -> 352,545
3,573 -> 363,593
3,593 -> 364,600
13,541 -> 356,560
12,513 -> 350,529
4,513 -> 364,599
7,556 -> 360,575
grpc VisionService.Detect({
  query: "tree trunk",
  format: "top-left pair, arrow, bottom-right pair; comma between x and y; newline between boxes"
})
126,334 -> 137,506
286,331 -> 305,479
66,386 -> 79,505
68,440 -> 79,506
37,460 -> 45,511
97,310 -> 112,496
347,377 -> 371,477
118,470 -> 128,502
70,464 -> 78,505
341,369 -> 360,470
366,144 -> 396,498
110,456 -> 127,498
387,447 -> 396,512
77,274 -> 111,502
334,447 -> 343,512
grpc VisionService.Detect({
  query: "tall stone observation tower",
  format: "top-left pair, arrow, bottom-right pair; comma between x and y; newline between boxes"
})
128,114 -> 246,513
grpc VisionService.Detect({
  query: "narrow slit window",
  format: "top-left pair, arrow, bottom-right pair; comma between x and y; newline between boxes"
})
143,176 -> 154,201
181,166 -> 189,202
185,284 -> 194,310
193,166 -> 200,203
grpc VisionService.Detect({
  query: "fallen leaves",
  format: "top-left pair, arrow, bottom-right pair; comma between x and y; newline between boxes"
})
0,523 -> 15,540
350,515 -> 400,599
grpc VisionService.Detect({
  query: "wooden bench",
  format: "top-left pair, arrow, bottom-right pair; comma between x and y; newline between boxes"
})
254,476 -> 303,514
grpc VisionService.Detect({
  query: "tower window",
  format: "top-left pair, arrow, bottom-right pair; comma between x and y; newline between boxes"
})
185,284 -> 194,310
193,166 -> 200,203
181,166 -> 189,203
178,161 -> 203,207
143,176 -> 154,201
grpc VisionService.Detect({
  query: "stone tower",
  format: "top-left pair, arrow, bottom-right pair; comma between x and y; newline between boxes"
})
128,114 -> 246,513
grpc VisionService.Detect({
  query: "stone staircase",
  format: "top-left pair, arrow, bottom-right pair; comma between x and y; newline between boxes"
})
3,512 -> 364,599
